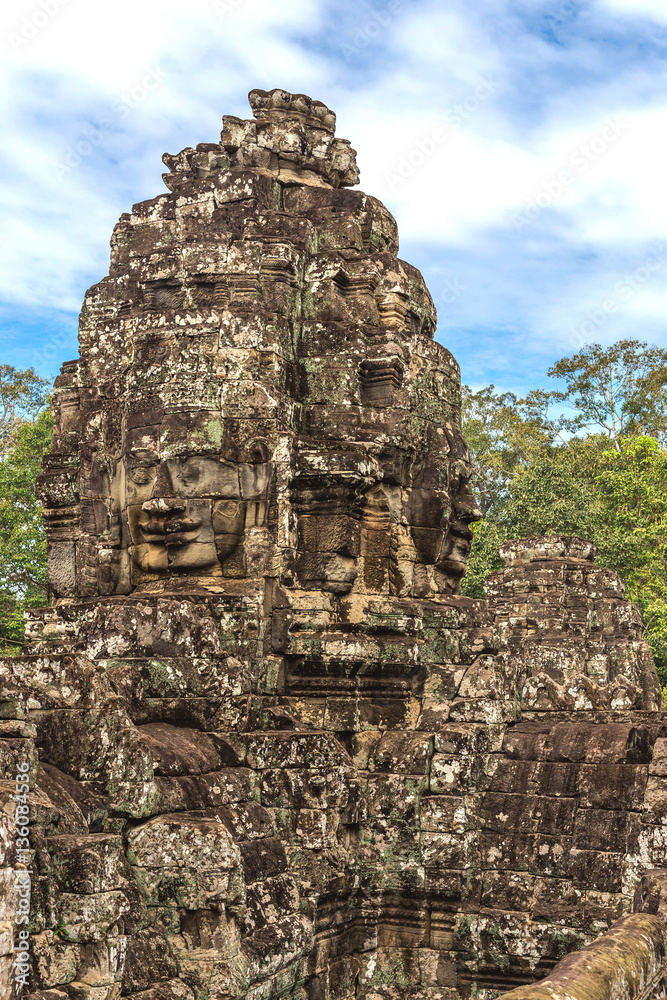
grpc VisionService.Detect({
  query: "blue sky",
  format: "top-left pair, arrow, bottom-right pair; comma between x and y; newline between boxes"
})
2,0 -> 667,397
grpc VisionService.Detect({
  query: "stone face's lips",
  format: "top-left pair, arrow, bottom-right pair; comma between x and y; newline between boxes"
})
140,515 -> 202,547
163,518 -> 201,535
163,531 -> 200,549
449,520 -> 474,538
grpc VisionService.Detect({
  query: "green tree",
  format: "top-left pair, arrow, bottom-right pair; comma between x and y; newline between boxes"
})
461,436 -> 605,599
462,385 -> 553,518
594,436 -> 667,680
500,436 -> 605,544
462,338 -> 667,617
0,365 -> 50,458
459,517 -> 506,600
546,339 -> 667,446
0,406 -> 53,654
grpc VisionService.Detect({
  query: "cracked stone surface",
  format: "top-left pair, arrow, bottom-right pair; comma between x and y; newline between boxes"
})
1,88 -> 666,1000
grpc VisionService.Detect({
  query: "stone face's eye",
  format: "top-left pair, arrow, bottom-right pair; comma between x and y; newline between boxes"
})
179,460 -> 201,484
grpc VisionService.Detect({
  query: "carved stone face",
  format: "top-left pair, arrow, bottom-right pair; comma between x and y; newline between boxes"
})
428,463 -> 480,581
291,374 -> 481,598
406,449 -> 481,592
111,411 -> 272,587
39,88 -> 480,601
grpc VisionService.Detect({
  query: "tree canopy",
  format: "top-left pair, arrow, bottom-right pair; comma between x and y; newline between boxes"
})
0,365 -> 50,458
546,339 -> 667,445
0,400 -> 52,653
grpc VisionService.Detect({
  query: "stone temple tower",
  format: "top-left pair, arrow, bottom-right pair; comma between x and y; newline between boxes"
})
2,90 -> 667,1000
37,87 -> 478,605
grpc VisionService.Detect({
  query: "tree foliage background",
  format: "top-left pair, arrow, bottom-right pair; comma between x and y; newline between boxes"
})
461,339 -> 667,695
0,367 -> 52,655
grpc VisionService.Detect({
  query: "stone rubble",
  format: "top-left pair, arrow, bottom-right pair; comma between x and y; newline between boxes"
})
1,88 -> 666,1000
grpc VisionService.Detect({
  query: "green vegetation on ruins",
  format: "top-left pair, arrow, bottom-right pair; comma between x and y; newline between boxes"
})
461,338 -> 667,693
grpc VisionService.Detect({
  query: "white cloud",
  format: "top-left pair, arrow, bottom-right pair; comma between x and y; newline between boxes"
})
596,0 -> 667,21
2,0 -> 667,389
1,0 -> 323,87
0,0 -> 329,314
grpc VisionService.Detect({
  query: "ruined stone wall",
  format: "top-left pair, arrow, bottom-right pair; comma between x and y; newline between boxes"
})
495,871 -> 667,999
2,533 -> 666,998
1,90 -> 666,1000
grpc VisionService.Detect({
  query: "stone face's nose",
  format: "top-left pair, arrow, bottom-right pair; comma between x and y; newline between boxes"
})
143,461 -> 183,504
453,480 -> 482,525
